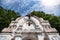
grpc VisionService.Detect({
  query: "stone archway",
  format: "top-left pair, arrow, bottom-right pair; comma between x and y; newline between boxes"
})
23,38 -> 32,40
22,36 -> 37,40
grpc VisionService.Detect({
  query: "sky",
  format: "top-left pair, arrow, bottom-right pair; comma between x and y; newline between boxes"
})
0,0 -> 60,16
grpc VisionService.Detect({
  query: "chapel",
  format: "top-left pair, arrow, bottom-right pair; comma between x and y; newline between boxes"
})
0,15 -> 60,40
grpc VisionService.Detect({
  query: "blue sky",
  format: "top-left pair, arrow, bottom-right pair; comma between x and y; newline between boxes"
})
0,0 -> 60,16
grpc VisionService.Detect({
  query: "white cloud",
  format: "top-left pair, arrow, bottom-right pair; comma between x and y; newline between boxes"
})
40,0 -> 60,7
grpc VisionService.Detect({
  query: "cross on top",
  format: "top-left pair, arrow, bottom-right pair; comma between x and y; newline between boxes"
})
26,13 -> 32,26
26,13 -> 31,19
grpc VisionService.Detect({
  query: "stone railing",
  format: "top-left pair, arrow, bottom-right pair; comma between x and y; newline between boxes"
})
15,29 -> 42,33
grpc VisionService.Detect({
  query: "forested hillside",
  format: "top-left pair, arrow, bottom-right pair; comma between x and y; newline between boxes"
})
0,6 -> 20,32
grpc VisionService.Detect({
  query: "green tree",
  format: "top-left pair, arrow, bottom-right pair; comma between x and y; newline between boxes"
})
0,6 -> 21,32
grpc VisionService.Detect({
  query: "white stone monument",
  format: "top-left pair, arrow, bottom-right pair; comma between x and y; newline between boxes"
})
0,15 -> 60,40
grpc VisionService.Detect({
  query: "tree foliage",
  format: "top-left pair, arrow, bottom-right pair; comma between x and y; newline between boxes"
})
0,6 -> 21,32
31,11 -> 60,33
